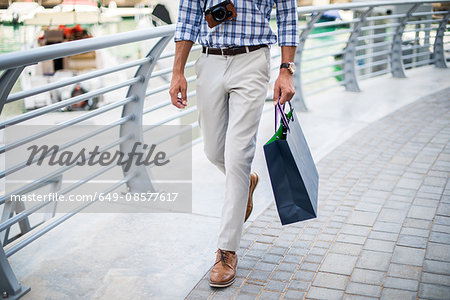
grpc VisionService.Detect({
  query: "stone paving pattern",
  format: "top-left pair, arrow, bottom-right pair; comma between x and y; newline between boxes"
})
186,88 -> 450,300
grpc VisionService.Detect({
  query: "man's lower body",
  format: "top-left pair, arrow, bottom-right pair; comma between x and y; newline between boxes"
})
195,45 -> 271,286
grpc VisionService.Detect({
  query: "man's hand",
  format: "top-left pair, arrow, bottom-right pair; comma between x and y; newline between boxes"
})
273,69 -> 295,105
169,72 -> 188,109
170,40 -> 194,109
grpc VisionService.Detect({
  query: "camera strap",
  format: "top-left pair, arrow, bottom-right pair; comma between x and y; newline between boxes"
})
203,0 -> 208,12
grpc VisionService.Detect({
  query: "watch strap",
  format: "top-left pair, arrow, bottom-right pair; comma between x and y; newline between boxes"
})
280,62 -> 295,74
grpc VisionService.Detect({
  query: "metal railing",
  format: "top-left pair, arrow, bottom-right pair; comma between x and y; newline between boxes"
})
0,0 -> 448,298
292,0 -> 449,109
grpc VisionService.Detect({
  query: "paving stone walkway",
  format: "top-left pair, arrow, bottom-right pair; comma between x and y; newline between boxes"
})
185,87 -> 450,300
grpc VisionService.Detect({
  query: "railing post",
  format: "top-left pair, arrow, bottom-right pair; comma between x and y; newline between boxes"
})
292,12 -> 323,112
0,200 -> 31,247
0,242 -> 30,300
433,11 -> 450,68
390,3 -> 421,78
119,35 -> 173,193
0,67 -> 24,114
343,7 -> 373,92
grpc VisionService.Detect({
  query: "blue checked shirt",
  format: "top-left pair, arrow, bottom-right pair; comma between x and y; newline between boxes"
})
174,0 -> 299,48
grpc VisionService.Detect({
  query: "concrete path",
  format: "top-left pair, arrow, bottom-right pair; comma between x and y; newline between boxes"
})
186,87 -> 450,300
7,66 -> 450,300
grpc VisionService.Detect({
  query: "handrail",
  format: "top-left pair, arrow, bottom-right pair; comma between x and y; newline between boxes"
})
5,57 -> 151,103
0,25 -> 176,70
297,0 -> 448,13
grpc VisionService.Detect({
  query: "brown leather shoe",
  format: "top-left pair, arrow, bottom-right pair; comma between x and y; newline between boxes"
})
244,172 -> 259,222
209,249 -> 238,287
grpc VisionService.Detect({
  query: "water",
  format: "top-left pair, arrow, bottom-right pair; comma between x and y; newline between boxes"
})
0,19 -> 147,55
0,19 -> 155,117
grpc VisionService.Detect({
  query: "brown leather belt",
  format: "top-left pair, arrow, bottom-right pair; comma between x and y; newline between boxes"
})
202,44 -> 268,56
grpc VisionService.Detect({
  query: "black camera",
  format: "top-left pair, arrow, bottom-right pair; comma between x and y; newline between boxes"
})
204,0 -> 237,28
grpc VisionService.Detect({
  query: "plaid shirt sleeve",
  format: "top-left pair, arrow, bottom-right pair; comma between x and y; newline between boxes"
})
174,0 -> 203,43
275,0 -> 299,47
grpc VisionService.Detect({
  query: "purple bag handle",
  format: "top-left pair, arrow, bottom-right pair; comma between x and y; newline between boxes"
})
275,100 -> 293,132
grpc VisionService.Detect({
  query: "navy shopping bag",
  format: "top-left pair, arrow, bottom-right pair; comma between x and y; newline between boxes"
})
263,102 -> 319,225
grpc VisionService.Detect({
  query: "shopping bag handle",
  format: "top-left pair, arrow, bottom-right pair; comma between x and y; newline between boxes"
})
275,102 -> 288,132
275,101 -> 293,133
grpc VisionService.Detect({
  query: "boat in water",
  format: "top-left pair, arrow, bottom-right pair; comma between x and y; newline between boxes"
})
25,0 -> 121,25
0,1 -> 44,25
22,24 -> 104,110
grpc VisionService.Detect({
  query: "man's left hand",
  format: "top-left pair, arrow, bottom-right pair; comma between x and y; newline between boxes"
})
273,69 -> 295,105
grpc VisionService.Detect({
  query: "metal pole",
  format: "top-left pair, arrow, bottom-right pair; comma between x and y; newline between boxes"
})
0,241 -> 30,299
343,7 -> 373,92
433,11 -> 450,68
390,3 -> 421,77
0,67 -> 24,114
423,15 -> 431,50
120,35 -> 173,193
292,12 -> 323,112
0,25 -> 177,70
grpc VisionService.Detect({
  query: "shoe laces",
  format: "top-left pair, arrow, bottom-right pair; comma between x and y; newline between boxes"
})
216,249 -> 234,267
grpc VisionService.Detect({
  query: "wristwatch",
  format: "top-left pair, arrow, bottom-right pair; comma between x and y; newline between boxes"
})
280,62 -> 296,74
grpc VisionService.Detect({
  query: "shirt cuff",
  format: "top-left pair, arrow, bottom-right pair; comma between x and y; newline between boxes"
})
278,28 -> 300,47
174,22 -> 200,43
278,40 -> 300,47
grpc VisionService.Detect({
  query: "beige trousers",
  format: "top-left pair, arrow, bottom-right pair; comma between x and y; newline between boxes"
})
195,47 -> 271,251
